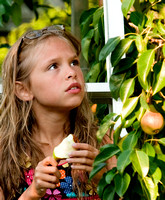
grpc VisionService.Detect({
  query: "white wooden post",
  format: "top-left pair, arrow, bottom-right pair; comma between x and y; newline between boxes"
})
103,0 -> 127,137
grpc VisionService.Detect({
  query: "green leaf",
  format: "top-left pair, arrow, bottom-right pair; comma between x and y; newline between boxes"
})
111,38 -> 133,67
143,176 -> 158,200
122,0 -> 135,18
140,90 -> 149,110
93,7 -> 103,27
88,62 -> 100,82
96,113 -> 117,142
130,150 -> 149,178
114,173 -> 131,197
105,168 -> 117,184
113,57 -> 135,75
120,77 -> 135,104
97,173 -> 107,198
5,0 -> 13,6
89,162 -> 106,180
81,29 -> 94,62
117,149 -> 133,174
11,3 -> 22,26
137,49 -> 155,88
162,45 -> 165,57
121,96 -> 139,119
135,34 -> 144,53
142,143 -> 155,158
94,27 -> 100,45
157,20 -> 165,35
102,185 -> 115,200
110,73 -> 126,100
150,166 -> 162,185
113,123 -> 123,145
93,144 -> 120,166
0,4 -> 5,16
123,114 -> 136,128
158,137 -> 165,146
152,59 -> 165,95
122,132 -> 138,150
99,36 -> 121,61
135,105 -> 145,121
80,8 -> 97,37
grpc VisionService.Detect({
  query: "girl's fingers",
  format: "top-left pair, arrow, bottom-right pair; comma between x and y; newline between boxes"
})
69,143 -> 99,159
71,163 -> 93,172
35,171 -> 60,184
67,157 -> 93,166
33,178 -> 57,189
41,156 -> 58,167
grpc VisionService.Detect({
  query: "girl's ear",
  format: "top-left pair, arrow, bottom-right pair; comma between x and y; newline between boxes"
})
15,81 -> 33,101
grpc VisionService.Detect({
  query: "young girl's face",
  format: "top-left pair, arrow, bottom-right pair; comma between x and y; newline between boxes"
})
26,36 -> 85,112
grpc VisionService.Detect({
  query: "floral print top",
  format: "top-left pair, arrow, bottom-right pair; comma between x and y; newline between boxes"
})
17,162 -> 100,200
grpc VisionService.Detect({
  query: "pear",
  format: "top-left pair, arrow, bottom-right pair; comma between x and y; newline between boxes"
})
53,134 -> 75,160
140,105 -> 165,135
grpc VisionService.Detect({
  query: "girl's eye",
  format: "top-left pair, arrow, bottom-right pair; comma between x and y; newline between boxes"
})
71,59 -> 79,67
49,63 -> 57,70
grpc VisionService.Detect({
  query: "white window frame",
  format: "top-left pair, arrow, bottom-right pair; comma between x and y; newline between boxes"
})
86,0 -> 127,136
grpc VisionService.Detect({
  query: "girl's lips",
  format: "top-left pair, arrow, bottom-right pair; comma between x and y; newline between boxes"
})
65,83 -> 81,93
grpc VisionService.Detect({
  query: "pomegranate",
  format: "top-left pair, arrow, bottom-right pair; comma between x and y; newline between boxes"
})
140,105 -> 165,135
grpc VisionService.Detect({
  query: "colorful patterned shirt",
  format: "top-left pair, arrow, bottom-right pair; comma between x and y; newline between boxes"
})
17,162 -> 100,200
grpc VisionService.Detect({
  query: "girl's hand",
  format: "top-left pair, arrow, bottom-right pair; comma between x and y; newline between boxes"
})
66,143 -> 99,173
28,156 -> 61,198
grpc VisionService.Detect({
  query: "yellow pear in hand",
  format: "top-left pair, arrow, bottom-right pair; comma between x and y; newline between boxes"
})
53,134 -> 75,160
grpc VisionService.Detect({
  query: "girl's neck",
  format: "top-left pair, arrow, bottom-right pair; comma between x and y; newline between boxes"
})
32,111 -> 70,148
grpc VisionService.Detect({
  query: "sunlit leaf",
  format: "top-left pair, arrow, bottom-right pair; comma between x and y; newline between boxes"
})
158,138 -> 165,146
121,96 -> 139,119
121,0 -> 135,17
137,49 -> 155,88
120,77 -> 135,104
135,106 -> 146,121
135,34 -> 144,53
162,45 -> 165,57
150,166 -> 162,185
130,150 -> 149,178
143,176 -> 158,200
157,20 -> 165,35
152,59 -> 165,95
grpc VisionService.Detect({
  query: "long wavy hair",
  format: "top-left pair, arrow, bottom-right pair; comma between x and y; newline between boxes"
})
0,27 -> 99,200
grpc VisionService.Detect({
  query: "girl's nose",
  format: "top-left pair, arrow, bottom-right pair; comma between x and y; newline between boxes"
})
65,66 -> 77,80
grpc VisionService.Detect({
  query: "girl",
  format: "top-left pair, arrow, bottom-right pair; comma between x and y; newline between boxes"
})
0,25 -> 112,200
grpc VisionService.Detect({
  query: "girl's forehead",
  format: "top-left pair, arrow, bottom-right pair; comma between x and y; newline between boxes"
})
27,36 -> 77,67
